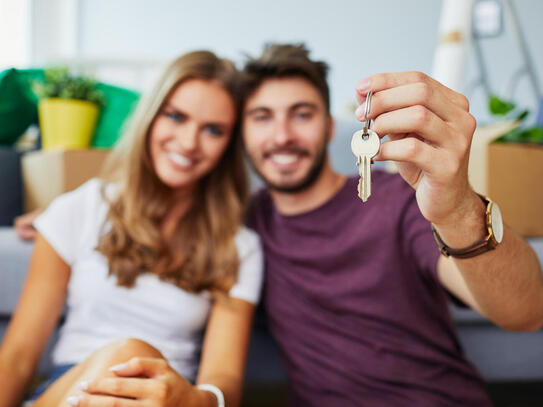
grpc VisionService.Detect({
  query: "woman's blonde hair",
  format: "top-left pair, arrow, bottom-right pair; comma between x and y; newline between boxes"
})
96,50 -> 247,294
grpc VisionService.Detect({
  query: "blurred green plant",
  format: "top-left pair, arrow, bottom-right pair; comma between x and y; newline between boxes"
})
489,94 -> 543,144
32,67 -> 104,105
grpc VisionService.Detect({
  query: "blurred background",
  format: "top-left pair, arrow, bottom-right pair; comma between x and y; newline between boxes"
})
1,1 -> 543,406
2,0 -> 543,122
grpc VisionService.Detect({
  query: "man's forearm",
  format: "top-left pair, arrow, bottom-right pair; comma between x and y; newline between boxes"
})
435,192 -> 543,331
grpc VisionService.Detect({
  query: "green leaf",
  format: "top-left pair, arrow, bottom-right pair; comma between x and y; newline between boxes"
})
489,94 -> 516,115
514,109 -> 530,122
496,127 -> 523,143
496,126 -> 543,144
522,127 -> 543,143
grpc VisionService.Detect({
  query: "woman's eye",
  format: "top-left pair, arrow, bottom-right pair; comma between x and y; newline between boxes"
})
165,112 -> 185,122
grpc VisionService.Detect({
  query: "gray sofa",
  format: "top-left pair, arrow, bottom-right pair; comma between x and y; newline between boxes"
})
5,232 -> 543,381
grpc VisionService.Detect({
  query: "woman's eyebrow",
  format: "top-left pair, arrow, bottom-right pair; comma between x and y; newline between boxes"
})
163,104 -> 231,127
162,103 -> 185,113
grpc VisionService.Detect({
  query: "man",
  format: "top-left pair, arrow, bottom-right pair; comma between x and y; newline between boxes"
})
241,43 -> 543,406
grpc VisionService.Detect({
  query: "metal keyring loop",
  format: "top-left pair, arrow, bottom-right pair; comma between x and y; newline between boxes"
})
362,90 -> 373,140
362,90 -> 373,138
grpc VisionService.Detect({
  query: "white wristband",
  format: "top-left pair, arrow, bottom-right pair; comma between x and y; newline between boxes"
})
196,384 -> 225,407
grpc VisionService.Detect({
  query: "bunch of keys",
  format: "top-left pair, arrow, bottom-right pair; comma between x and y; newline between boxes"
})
351,90 -> 380,202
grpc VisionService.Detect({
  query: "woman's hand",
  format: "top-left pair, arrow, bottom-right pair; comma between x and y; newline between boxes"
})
71,357 -> 215,407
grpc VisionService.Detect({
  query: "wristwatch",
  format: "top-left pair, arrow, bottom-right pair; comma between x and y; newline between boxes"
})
432,194 -> 504,259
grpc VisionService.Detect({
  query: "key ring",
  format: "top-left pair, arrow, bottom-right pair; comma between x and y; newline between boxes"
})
362,90 -> 373,139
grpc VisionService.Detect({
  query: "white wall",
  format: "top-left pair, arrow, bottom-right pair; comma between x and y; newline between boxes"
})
33,0 -> 543,124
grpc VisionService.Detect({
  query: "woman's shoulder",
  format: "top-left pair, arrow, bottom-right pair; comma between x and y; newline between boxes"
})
35,178 -> 114,230
234,226 -> 262,259
229,226 -> 264,304
57,178 -> 119,206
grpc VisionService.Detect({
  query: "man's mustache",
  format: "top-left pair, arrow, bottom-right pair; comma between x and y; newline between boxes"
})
263,147 -> 310,158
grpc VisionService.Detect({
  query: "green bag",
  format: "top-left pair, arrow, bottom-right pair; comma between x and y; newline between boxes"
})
92,83 -> 140,148
0,69 -> 43,146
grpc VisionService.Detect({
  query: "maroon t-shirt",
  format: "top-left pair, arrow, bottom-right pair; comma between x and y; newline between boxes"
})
246,171 -> 492,406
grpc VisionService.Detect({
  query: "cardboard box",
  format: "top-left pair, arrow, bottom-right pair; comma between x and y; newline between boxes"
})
21,149 -> 110,212
487,142 -> 543,237
468,121 -> 517,196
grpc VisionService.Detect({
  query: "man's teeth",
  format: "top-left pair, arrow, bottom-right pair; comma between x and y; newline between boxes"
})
271,154 -> 298,165
167,152 -> 192,166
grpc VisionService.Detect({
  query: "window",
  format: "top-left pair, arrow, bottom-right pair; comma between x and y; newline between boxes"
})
0,0 -> 31,70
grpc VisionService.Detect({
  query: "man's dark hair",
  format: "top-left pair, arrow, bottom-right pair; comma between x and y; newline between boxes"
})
241,43 -> 330,112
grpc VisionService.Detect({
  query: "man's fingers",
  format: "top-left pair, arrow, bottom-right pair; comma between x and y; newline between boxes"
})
374,136 -> 441,175
356,71 -> 469,111
355,81 -> 464,124
110,357 -> 169,378
15,226 -> 38,241
371,105 -> 451,147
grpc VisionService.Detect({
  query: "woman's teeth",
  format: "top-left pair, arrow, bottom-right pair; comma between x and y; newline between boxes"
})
167,152 -> 192,166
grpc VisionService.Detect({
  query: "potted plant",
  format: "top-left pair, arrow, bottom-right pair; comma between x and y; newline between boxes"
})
33,67 -> 104,150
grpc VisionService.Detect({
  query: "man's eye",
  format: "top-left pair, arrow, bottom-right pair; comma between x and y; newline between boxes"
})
296,111 -> 312,119
206,125 -> 224,137
253,115 -> 270,122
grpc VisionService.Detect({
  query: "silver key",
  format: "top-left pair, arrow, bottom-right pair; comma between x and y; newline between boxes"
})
351,129 -> 380,201
350,90 -> 380,202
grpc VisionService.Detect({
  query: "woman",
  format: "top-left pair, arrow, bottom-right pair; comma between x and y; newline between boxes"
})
0,51 -> 263,407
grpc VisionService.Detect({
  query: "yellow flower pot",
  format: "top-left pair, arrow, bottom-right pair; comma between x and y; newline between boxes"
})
38,98 -> 100,150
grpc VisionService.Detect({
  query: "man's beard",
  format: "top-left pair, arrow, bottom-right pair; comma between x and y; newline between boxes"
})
246,134 -> 328,194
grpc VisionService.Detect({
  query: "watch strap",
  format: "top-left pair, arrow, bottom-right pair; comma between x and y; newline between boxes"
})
431,224 -> 495,259
431,194 -> 498,259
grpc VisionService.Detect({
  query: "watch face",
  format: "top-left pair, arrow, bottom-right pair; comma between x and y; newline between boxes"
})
490,202 -> 504,244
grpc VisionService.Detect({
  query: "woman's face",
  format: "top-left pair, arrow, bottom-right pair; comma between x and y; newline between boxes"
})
149,79 -> 236,192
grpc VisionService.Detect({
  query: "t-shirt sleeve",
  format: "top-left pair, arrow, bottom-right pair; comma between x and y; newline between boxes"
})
399,192 -> 468,307
33,179 -> 100,266
400,193 -> 441,282
229,227 -> 264,304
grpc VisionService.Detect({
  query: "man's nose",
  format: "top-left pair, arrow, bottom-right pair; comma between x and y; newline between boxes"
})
273,117 -> 294,146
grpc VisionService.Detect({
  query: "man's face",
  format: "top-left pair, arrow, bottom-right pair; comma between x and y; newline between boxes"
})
242,77 -> 331,193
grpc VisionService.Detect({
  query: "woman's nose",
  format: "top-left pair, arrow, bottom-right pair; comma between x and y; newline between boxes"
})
177,124 -> 199,152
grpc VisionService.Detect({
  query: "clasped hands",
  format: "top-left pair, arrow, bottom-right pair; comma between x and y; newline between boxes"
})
68,357 -> 207,407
